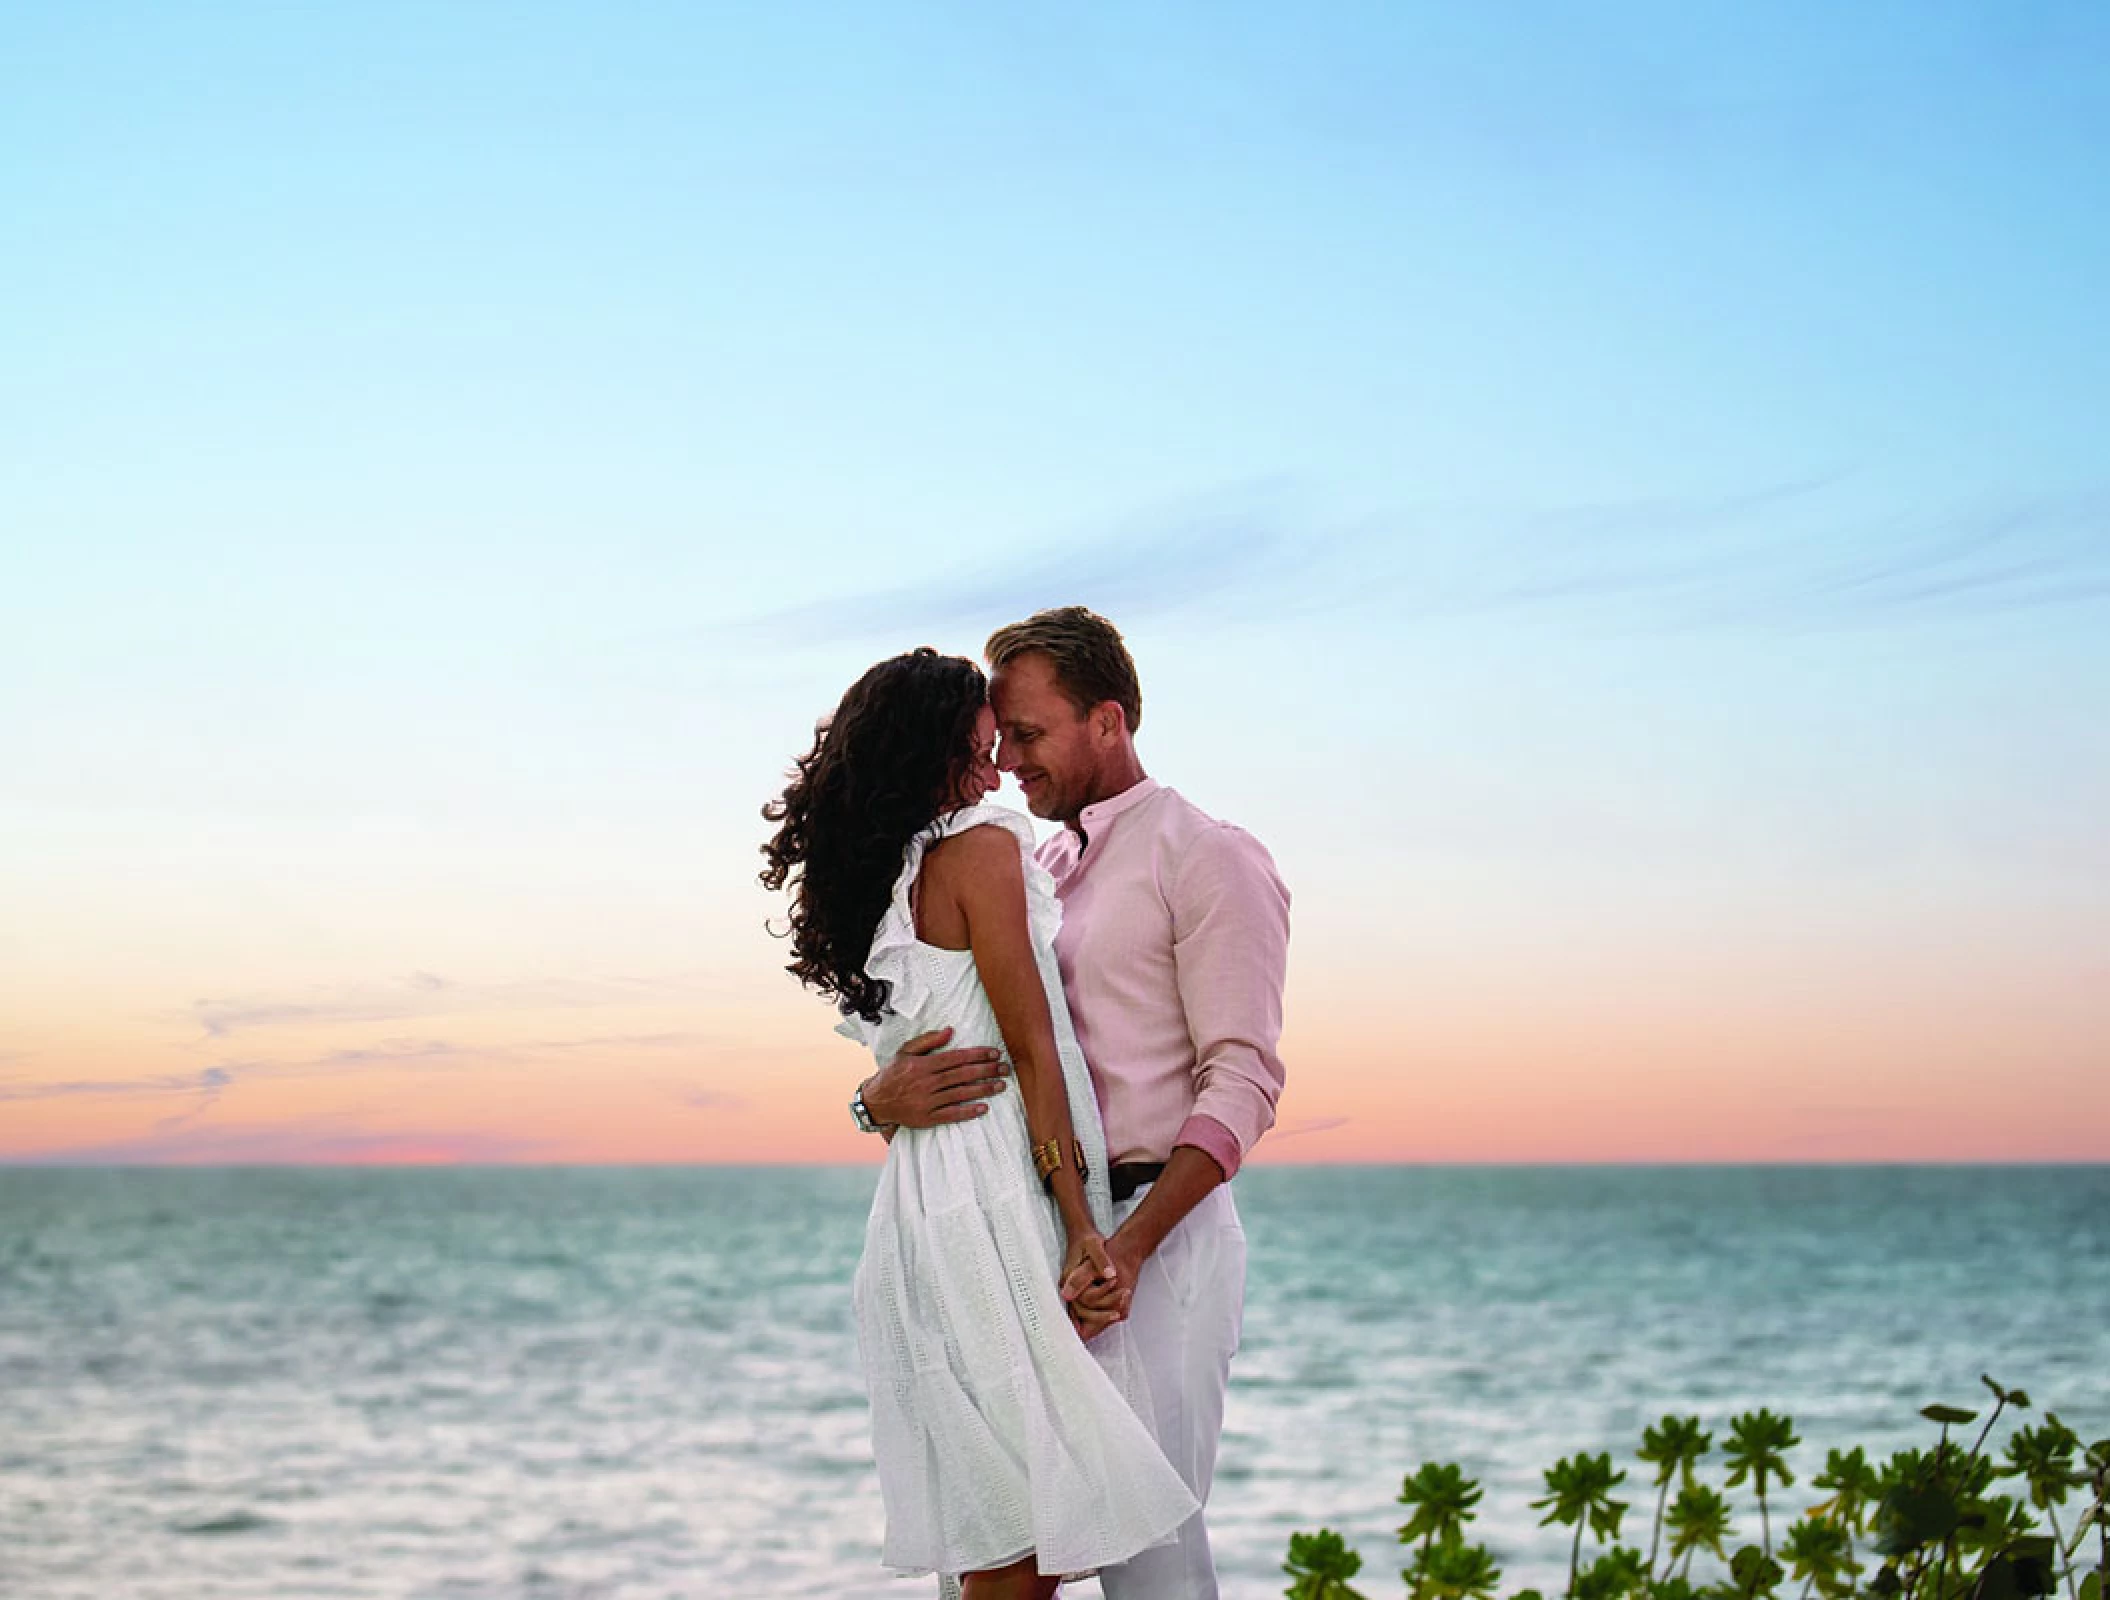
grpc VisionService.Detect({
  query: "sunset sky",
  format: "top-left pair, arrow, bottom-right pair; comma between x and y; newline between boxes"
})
5,5 -> 2106,1165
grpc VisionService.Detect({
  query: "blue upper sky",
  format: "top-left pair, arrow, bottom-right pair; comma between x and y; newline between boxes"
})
3,4 -> 2105,1161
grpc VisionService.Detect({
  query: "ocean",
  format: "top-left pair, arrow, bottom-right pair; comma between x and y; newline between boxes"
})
3,1165 -> 2105,1599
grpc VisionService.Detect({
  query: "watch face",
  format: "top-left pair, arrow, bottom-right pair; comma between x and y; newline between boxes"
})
850,1094 -> 875,1133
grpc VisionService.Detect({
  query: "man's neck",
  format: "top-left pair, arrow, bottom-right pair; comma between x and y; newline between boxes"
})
1064,760 -> 1150,845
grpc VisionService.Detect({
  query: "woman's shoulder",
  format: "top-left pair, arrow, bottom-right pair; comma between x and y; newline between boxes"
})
918,804 -> 1063,945
921,804 -> 1030,872
929,802 -> 1037,850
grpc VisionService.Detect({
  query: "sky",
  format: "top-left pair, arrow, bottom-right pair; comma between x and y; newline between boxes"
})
3,3 -> 2106,1165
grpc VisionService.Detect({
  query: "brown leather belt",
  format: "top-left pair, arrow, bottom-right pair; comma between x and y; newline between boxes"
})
1109,1162 -> 1166,1203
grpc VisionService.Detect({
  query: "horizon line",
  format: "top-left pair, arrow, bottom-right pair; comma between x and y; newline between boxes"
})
4,1157 -> 2104,1171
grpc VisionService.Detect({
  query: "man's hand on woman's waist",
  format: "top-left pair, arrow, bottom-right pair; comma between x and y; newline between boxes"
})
857,1026 -> 1011,1130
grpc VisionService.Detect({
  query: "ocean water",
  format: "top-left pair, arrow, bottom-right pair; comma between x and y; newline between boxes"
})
2,1165 -> 2105,1599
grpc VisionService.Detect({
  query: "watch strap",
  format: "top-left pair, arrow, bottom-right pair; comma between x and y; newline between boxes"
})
850,1083 -> 882,1135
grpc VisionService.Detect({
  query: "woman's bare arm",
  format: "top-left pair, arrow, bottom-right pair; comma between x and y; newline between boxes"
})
924,826 -> 1096,1240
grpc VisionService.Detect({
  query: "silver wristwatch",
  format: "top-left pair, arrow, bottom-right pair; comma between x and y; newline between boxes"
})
850,1080 -> 884,1135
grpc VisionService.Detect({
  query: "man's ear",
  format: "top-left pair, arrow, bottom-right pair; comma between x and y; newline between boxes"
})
1093,701 -> 1126,741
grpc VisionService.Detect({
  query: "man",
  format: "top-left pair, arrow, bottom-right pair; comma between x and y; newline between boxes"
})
856,605 -> 1291,1600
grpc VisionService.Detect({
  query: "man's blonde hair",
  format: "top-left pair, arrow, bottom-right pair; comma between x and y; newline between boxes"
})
984,605 -> 1143,734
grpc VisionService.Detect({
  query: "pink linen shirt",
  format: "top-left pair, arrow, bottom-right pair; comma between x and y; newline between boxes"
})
1036,778 -> 1290,1179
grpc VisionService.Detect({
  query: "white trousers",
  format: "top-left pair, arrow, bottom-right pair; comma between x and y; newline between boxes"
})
1095,1182 -> 1246,1600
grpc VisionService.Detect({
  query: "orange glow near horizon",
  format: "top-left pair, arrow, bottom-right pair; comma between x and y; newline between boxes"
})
4,873 -> 2105,1166
6,977 -> 2105,1165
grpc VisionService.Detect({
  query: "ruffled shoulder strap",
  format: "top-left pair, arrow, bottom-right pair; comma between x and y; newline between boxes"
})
919,803 -> 1062,940
928,800 -> 1041,858
834,804 -> 1061,1045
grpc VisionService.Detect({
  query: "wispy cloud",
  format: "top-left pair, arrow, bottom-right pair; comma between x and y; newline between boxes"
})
300,1039 -> 472,1071
0,1042 -> 472,1143
1320,479 -> 2110,633
188,972 -> 704,1039
711,475 -> 2108,647
1,1031 -> 712,1118
1750,495 -> 2110,627
151,1065 -> 232,1133
670,1085 -> 749,1112
1265,1115 -> 1352,1142
12,1119 -> 563,1166
715,482 -> 1315,644
534,1032 -> 697,1053
0,1067 -> 235,1105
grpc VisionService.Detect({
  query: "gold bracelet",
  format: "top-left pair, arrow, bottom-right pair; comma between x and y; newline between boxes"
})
1032,1138 -> 1062,1184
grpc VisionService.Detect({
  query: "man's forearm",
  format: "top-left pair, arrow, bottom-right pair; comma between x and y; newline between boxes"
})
1111,1143 -> 1224,1262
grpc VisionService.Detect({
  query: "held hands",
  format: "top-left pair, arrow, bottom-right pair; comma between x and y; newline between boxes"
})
1061,1227 -> 1140,1341
859,1026 -> 1011,1130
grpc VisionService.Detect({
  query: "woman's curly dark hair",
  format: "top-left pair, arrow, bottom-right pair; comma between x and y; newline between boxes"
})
759,648 -> 989,1023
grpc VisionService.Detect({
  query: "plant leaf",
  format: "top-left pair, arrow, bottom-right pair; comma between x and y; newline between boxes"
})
1977,1554 -> 2025,1600
1730,1545 -> 1784,1596
1873,1483 -> 1960,1556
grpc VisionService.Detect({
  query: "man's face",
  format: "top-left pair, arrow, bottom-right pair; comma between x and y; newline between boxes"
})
990,653 -> 1099,823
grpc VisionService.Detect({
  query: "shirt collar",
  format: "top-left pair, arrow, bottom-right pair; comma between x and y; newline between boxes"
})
1071,776 -> 1161,840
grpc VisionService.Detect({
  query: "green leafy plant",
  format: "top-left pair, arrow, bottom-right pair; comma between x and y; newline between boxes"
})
1400,1463 -> 1492,1600
1731,1543 -> 1787,1599
2074,1435 -> 2109,1600
1533,1452 -> 1630,1597
2003,1414 -> 2087,1600
1574,1545 -> 1649,1600
1782,1513 -> 1854,1600
1810,1446 -> 1882,1586
1412,1534 -> 1505,1600
1725,1408 -> 1802,1558
1639,1417 -> 1714,1577
1279,1378 -> 2104,1600
1402,1464 -> 1489,1557
1287,1528 -> 1371,1599
1665,1482 -> 1735,1580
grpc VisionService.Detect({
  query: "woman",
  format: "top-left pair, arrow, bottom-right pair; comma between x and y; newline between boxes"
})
760,648 -> 1194,1599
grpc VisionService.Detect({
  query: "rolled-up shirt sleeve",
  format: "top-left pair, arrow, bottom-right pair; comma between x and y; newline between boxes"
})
1169,822 -> 1290,1178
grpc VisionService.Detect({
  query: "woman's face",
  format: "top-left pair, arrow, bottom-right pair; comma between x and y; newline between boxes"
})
954,703 -> 1000,806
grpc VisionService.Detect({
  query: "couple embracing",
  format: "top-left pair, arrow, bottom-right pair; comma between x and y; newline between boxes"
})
762,606 -> 1290,1599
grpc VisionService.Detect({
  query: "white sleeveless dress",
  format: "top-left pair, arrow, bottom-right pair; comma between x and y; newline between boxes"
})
836,803 -> 1197,1587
